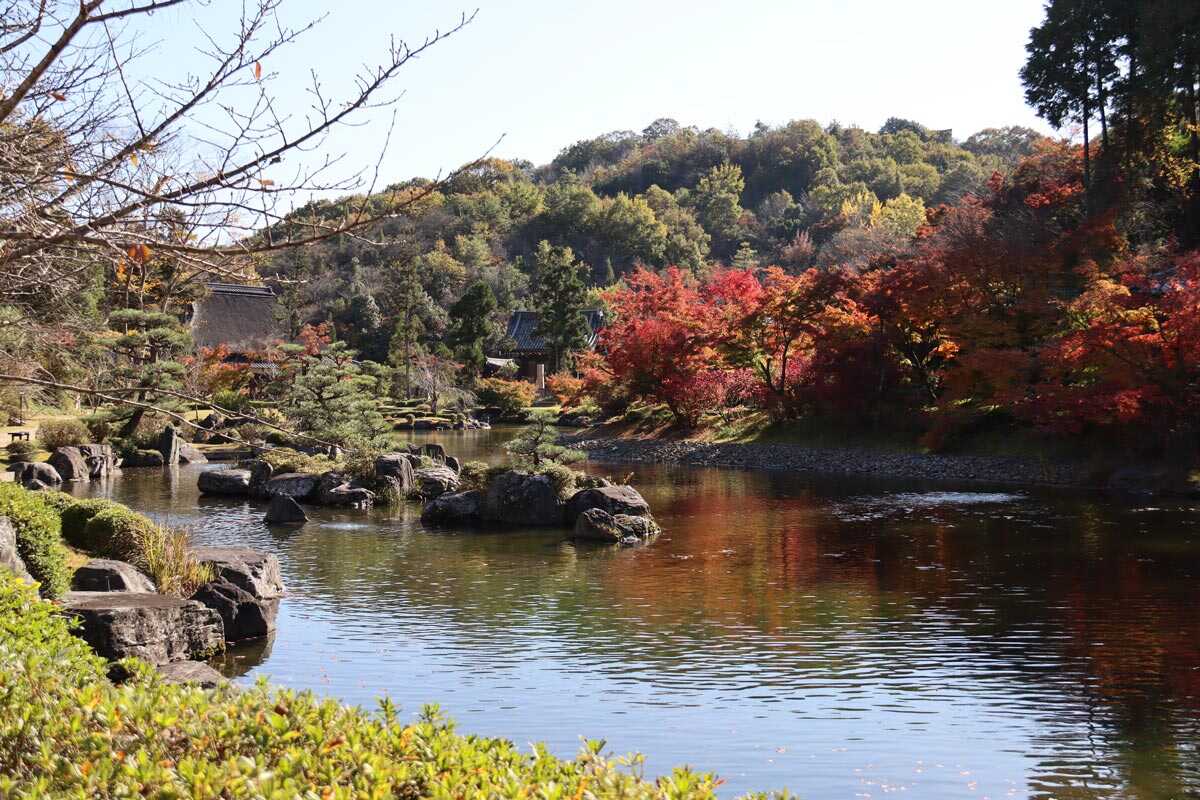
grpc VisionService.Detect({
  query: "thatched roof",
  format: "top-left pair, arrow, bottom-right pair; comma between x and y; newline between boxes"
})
190,283 -> 280,352
502,309 -> 604,355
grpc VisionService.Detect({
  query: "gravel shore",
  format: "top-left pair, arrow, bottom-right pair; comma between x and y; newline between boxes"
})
566,434 -> 1097,489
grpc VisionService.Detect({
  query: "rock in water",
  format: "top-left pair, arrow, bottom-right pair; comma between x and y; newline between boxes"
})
198,468 -> 252,496
8,461 -> 62,487
191,578 -> 279,641
122,449 -> 165,468
48,447 -> 90,481
314,472 -> 375,507
190,547 -> 285,599
264,495 -> 307,525
572,508 -> 661,544
566,485 -> 652,523
178,443 -> 208,464
71,559 -> 156,593
374,454 -> 416,496
64,592 -> 225,664
0,516 -> 33,582
156,660 -> 226,688
421,490 -> 483,525
445,456 -> 461,474
157,425 -> 182,466
423,443 -> 447,463
483,471 -> 563,526
77,444 -> 118,479
415,465 -> 460,499
265,472 -> 321,499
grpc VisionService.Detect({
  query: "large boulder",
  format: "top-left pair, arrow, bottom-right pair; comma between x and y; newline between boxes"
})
8,461 -> 62,487
265,472 -> 321,499
482,471 -> 564,526
122,449 -> 165,468
178,442 -> 208,464
264,494 -> 307,525
48,447 -> 90,481
246,459 -> 274,497
156,660 -> 226,688
0,516 -> 33,582
421,490 -> 483,525
415,465 -> 459,499
157,425 -> 182,466
423,443 -> 447,464
71,559 -> 156,593
197,468 -> 252,496
566,485 -> 652,523
314,472 -> 375,508
374,454 -> 416,496
78,444 -> 119,479
572,508 -> 661,544
191,577 -> 279,642
190,547 -> 284,599
64,592 -> 224,664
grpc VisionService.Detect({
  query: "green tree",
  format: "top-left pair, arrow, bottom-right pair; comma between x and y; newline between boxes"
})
531,241 -> 592,373
387,259 -> 442,399
685,162 -> 746,254
446,281 -> 498,378
99,309 -> 191,437
283,341 -> 389,449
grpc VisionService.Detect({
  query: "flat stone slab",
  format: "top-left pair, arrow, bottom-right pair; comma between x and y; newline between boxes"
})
71,559 -> 156,593
64,592 -> 224,665
191,547 -> 284,599
156,660 -> 226,688
197,468 -> 252,495
265,472 -> 320,499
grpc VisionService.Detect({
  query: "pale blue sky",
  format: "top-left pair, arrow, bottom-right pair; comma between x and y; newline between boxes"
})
140,0 -> 1054,190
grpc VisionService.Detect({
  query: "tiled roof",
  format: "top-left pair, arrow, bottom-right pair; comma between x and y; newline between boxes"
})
503,309 -> 604,353
190,283 -> 281,351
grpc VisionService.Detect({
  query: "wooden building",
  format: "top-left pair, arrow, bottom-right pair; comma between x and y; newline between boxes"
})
495,309 -> 604,387
189,283 -> 282,375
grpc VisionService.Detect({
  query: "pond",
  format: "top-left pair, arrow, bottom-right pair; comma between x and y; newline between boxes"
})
72,429 -> 1200,799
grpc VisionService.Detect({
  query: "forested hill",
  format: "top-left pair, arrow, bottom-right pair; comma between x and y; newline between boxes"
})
260,118 -> 1046,359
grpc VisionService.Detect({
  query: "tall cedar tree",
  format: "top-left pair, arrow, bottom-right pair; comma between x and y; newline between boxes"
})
447,282 -> 498,378
531,241 -> 592,373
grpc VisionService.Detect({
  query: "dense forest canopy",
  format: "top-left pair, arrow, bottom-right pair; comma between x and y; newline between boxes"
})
1,0 -> 1197,464
259,117 -> 1048,358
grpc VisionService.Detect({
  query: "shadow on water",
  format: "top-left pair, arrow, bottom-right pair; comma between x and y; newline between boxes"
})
80,429 -> 1200,799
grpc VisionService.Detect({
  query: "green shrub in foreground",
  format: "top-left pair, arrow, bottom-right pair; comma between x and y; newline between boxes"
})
0,575 -> 734,799
0,484 -> 69,598
60,497 -> 122,546
79,505 -> 156,563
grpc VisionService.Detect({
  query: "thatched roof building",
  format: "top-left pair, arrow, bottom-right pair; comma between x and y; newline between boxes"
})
190,283 -> 280,353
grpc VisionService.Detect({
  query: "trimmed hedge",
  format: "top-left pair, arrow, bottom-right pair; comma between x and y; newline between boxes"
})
80,506 -> 158,563
60,497 -> 122,546
0,575 -> 732,798
0,484 -> 69,599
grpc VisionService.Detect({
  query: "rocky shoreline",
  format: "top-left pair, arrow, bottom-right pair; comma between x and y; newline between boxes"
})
564,434 -> 1181,493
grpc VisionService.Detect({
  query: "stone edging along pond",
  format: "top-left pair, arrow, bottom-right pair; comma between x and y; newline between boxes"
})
562,434 -> 1198,495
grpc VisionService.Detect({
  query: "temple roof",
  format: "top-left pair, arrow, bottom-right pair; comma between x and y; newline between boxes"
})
190,283 -> 280,352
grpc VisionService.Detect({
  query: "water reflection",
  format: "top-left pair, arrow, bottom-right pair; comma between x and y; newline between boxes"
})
77,431 -> 1200,799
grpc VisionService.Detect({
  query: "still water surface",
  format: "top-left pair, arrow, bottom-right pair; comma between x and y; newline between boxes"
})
75,429 -> 1200,798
